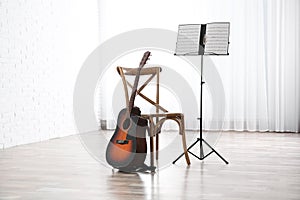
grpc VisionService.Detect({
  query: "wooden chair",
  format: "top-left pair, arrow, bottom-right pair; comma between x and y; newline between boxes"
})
117,66 -> 191,168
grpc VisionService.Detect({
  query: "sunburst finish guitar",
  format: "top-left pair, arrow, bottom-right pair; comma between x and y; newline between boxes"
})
106,51 -> 151,171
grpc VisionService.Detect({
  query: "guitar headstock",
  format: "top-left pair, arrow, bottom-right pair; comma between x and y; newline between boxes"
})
139,51 -> 151,67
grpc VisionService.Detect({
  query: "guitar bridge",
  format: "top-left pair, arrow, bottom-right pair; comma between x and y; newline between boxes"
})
116,140 -> 129,145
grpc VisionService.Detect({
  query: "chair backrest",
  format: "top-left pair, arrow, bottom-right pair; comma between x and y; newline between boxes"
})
117,66 -> 168,114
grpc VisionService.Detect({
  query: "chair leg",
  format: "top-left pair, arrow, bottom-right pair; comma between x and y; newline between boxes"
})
178,115 -> 190,165
148,117 -> 155,169
156,134 -> 159,160
155,119 -> 163,160
150,136 -> 154,168
181,130 -> 191,165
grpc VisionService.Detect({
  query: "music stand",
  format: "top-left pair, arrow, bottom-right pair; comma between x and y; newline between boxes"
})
173,22 -> 230,164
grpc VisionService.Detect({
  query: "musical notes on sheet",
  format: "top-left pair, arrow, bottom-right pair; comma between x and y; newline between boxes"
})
204,22 -> 230,55
175,24 -> 201,55
175,22 -> 230,56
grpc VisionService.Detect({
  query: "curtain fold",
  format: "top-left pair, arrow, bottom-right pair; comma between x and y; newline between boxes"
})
264,0 -> 300,132
217,0 -> 299,132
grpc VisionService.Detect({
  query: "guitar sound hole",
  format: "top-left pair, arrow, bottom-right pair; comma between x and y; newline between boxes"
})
123,118 -> 131,130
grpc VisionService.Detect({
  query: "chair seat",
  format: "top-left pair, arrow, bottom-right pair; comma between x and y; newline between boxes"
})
142,113 -> 183,118
141,113 -> 191,166
142,113 -> 185,136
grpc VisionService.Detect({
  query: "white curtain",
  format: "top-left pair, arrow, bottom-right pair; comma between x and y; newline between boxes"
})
215,0 -> 300,132
264,0 -> 300,132
97,0 -> 300,132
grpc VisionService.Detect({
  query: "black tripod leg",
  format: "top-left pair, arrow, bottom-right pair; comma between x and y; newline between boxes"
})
173,138 -> 200,164
202,139 -> 229,164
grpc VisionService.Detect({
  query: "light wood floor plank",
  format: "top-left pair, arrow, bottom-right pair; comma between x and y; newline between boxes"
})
0,131 -> 299,200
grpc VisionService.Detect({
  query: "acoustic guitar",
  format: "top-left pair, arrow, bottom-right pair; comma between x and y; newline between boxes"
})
106,51 -> 151,171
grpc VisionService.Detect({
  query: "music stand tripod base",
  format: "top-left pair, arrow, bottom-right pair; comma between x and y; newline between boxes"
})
172,79 -> 229,165
172,78 -> 229,165
172,126 -> 229,165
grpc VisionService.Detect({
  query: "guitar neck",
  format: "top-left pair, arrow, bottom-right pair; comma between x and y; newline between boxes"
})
128,68 -> 142,114
127,51 -> 150,114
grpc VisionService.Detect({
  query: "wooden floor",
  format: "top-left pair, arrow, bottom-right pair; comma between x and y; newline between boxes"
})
0,131 -> 300,200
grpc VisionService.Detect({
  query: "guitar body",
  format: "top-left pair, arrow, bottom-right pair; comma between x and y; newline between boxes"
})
106,107 -> 148,169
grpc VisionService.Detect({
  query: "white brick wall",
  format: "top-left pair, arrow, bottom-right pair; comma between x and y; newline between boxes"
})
0,0 -> 99,148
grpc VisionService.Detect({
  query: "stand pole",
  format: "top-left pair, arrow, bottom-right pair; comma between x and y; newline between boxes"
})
199,55 -> 205,159
173,55 -> 228,165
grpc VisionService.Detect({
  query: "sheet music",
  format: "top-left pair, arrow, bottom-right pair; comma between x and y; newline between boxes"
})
175,24 -> 201,55
204,22 -> 230,55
